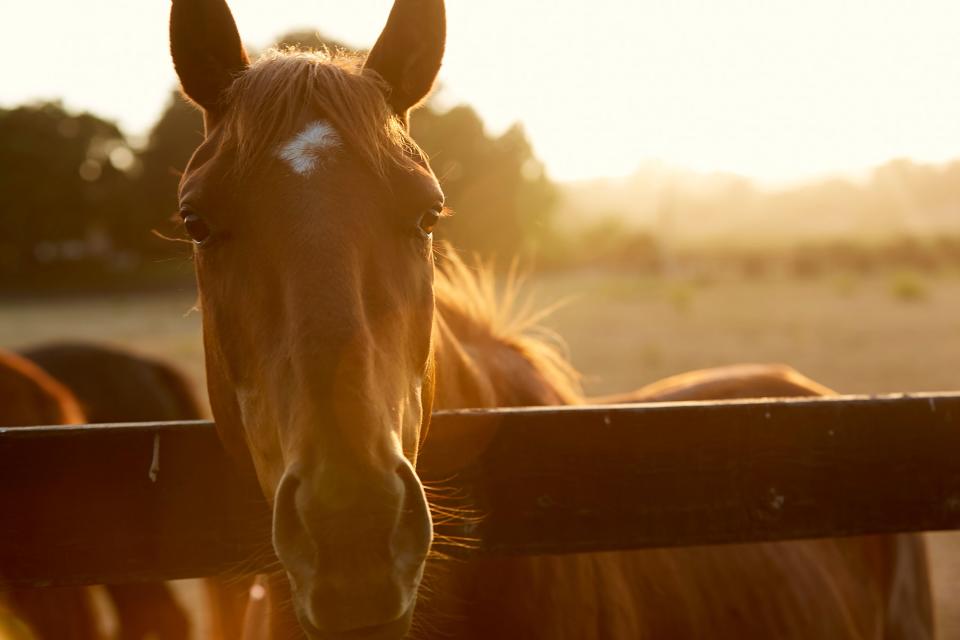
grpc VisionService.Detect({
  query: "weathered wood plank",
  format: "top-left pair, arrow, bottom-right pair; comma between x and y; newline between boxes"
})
1,393 -> 959,588
436,393 -> 960,556
0,420 -> 271,588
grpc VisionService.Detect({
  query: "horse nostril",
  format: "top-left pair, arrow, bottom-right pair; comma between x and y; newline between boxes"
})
397,456 -> 422,483
394,458 -> 433,561
397,458 -> 425,513
273,469 -> 315,571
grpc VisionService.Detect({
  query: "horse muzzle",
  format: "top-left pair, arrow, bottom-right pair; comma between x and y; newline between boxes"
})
272,456 -> 432,636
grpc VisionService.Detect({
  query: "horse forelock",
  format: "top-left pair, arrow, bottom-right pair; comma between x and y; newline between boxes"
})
216,47 -> 420,180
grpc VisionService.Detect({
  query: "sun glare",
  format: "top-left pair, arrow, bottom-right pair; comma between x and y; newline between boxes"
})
441,0 -> 960,183
1,0 -> 958,184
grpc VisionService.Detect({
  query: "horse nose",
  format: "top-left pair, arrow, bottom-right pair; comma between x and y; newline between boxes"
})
272,457 -> 432,634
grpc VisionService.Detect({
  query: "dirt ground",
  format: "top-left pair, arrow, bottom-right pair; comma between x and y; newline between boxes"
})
2,268 -> 959,636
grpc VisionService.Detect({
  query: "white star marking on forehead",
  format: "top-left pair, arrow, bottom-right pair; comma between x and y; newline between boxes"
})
277,120 -> 341,175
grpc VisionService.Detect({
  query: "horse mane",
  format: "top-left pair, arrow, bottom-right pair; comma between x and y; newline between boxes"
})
220,47 -> 418,178
434,249 -> 583,405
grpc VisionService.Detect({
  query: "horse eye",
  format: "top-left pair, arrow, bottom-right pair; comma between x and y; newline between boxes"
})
180,211 -> 211,245
418,208 -> 441,237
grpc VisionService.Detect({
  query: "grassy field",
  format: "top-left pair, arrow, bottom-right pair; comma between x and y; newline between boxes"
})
535,269 -> 960,397
2,268 -> 959,635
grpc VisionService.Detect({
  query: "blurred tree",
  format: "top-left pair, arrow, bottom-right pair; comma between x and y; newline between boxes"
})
0,102 -> 139,287
133,91 -> 204,249
411,106 -> 557,256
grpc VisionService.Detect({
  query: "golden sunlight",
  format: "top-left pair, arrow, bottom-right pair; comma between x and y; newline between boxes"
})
4,1 -> 960,637
439,0 -> 960,183
1,0 -> 958,183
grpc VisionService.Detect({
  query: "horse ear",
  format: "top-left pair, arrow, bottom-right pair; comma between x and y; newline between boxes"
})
363,0 -> 446,120
169,0 -> 249,114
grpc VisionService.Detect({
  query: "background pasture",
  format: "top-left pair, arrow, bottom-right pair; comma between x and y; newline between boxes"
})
3,268 -> 959,635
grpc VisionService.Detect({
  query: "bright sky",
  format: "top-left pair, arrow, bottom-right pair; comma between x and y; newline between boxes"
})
2,1 -> 959,183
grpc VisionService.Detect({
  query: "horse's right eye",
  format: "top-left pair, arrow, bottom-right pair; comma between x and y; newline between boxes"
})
180,210 -> 211,245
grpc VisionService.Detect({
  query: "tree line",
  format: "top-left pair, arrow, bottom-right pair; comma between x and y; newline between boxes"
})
0,32 -> 556,292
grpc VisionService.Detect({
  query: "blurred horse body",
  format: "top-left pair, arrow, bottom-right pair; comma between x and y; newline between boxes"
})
22,342 -> 250,640
0,349 -> 100,640
23,342 -> 205,427
589,362 -> 834,403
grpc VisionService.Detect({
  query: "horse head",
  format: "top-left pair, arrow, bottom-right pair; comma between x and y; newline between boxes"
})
170,1 -> 446,636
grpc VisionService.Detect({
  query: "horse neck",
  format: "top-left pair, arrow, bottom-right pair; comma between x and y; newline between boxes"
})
429,298 -> 581,412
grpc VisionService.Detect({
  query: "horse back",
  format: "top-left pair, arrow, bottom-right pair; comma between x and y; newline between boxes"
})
422,361 -> 933,639
0,349 -> 83,426
21,341 -> 206,423
589,363 -> 834,404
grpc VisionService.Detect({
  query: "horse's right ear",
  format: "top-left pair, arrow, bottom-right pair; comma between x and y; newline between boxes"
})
170,0 -> 249,114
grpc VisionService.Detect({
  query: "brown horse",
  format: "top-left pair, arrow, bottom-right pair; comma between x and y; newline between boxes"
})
21,341 -> 251,640
23,342 -> 206,427
0,349 -> 101,640
588,362 -> 835,403
168,1 -> 933,638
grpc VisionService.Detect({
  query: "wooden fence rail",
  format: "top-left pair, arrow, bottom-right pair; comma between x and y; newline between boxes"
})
1,393 -> 959,588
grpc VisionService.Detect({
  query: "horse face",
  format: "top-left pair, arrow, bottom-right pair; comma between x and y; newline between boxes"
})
170,1 -> 445,637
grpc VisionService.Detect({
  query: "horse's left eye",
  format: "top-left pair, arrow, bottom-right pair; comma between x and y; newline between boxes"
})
418,208 -> 441,237
180,210 -> 211,245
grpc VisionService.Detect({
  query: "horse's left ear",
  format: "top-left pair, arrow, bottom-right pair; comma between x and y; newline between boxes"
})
363,0 -> 446,121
